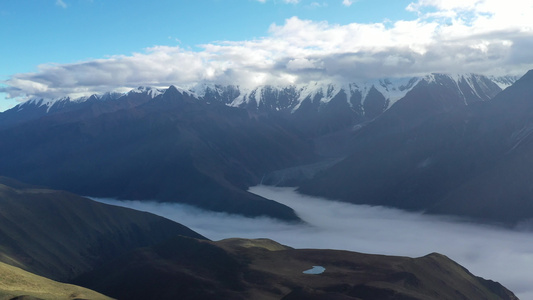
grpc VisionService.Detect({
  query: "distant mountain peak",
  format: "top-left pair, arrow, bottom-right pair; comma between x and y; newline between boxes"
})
129,86 -> 164,98
512,69 -> 533,85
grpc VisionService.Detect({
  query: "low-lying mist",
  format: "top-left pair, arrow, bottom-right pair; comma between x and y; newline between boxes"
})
93,185 -> 533,299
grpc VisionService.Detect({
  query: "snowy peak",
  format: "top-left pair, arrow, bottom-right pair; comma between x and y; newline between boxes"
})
129,86 -> 164,98
218,77 -> 423,115
421,73 -> 504,104
349,77 -> 422,107
489,75 -> 520,90
5,73 -> 518,121
18,96 -> 77,113
15,86 -> 165,113
161,85 -> 199,101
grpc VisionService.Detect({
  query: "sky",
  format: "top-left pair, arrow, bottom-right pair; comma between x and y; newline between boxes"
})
1,0 -> 533,111
95,185 -> 533,299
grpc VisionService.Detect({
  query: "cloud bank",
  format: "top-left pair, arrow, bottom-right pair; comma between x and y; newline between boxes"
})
3,0 -> 533,101
95,185 -> 533,299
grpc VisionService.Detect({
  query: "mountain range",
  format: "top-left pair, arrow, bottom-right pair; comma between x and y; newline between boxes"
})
0,72 -> 521,223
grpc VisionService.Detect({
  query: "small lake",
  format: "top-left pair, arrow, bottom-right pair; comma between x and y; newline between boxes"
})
303,266 -> 325,274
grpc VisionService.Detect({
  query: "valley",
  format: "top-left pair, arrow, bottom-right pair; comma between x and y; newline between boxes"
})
1,70 -> 533,298
3,1 -> 533,298
96,185 -> 533,299
0,178 -> 520,299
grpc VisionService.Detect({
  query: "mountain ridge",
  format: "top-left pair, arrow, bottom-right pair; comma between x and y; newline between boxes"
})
0,177 -> 206,281
73,236 -> 518,300
4,73 -> 515,121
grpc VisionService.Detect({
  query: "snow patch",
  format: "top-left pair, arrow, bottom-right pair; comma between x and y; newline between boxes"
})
489,75 -> 519,90
130,86 -> 164,98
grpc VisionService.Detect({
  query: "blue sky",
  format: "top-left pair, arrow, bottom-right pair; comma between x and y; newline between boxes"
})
1,0 -> 412,75
1,0 -> 533,111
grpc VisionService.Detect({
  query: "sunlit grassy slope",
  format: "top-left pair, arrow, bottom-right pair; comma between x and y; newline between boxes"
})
0,261 -> 113,300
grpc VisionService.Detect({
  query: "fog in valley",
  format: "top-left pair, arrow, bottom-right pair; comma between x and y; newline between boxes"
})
94,185 -> 533,299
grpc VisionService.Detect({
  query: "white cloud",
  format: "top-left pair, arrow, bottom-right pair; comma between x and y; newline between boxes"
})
94,185 -> 533,299
308,2 -> 328,8
2,0 -> 533,101
55,0 -> 67,8
286,58 -> 323,70
342,0 -> 354,7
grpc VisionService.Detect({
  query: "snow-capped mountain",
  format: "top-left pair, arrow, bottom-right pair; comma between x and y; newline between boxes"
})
128,86 -> 165,98
298,70 -> 533,225
191,73 -> 513,115
0,70 -> 528,224
0,87 -> 161,129
14,86 -> 162,115
0,84 -> 315,220
7,73 -> 515,117
216,77 -> 420,113
0,73 -> 517,138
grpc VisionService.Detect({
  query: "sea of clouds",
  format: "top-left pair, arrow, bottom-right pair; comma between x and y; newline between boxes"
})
94,185 -> 533,299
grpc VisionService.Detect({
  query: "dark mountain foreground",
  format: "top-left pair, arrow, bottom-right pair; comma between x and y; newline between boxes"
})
74,237 -> 517,300
0,178 -> 517,299
0,261 -> 113,300
0,177 -> 205,281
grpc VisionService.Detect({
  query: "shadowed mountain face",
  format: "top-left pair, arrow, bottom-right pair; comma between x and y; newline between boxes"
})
74,237 -> 518,300
426,70 -> 533,221
0,87 -> 314,221
0,177 -> 205,281
299,70 -> 533,224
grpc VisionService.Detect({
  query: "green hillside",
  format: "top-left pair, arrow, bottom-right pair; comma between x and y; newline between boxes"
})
0,261 -> 112,300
